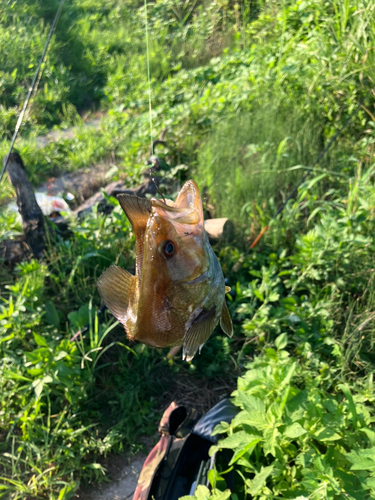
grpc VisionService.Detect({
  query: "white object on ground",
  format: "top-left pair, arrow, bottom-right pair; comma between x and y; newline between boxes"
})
8,192 -> 71,217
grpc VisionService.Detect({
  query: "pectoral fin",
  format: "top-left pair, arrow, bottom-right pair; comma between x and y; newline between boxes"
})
220,300 -> 233,338
182,307 -> 216,362
97,265 -> 139,338
117,195 -> 152,277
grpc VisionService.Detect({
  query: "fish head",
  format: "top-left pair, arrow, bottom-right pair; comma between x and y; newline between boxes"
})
145,180 -> 210,283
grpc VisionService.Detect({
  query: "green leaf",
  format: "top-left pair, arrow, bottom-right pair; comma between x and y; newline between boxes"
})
238,392 -> 265,414
45,301 -> 60,327
365,477 -> 375,488
3,370 -> 32,382
338,383 -> 359,430
85,463 -> 105,471
265,348 -> 278,360
266,401 -> 282,423
245,412 -> 268,429
27,368 -> 44,377
207,468 -> 226,489
230,410 -> 254,430
180,485 -> 231,500
211,491 -> 231,500
246,465 -> 274,495
268,291 -> 280,302
284,423 -> 307,439
360,428 -> 375,446
280,362 -> 297,389
32,375 -> 52,399
253,289 -> 264,301
54,351 -> 68,361
275,333 -> 288,350
287,390 -> 308,420
306,173 -> 327,190
314,427 -> 341,442
296,449 -> 315,468
347,448 -> 375,472
264,427 -> 278,457
68,304 -> 90,329
212,431 -> 261,454
212,421 -> 231,436
33,332 -> 48,347
229,437 -> 262,465
233,400 -> 268,429
57,484 -> 76,500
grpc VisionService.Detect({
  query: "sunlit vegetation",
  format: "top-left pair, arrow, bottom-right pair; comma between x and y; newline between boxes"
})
1,0 -> 375,498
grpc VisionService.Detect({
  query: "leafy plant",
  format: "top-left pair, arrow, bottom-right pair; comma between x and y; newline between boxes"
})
199,335 -> 375,499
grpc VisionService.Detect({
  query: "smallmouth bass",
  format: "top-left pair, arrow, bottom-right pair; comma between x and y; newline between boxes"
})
97,180 -> 233,361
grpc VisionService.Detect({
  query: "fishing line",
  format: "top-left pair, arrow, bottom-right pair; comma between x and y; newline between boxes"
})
144,1 -> 168,203
144,0 -> 154,154
0,0 -> 66,185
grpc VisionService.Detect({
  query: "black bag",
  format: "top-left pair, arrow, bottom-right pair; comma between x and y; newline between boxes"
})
133,398 -> 239,500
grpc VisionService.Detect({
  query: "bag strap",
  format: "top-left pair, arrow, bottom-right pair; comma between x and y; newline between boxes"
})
132,403 -> 201,500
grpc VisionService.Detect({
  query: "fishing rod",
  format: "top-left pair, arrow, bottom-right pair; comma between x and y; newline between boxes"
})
0,0 -> 66,185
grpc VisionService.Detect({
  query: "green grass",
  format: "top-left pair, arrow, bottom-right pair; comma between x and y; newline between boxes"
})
2,0 -> 375,498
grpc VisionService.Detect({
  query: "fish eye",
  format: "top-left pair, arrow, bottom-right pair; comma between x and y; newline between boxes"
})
163,240 -> 175,258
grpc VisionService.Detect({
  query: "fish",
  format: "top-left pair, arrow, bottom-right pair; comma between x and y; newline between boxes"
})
97,179 -> 233,361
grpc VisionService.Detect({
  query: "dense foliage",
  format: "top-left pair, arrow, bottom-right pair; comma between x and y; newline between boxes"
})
1,0 -> 375,499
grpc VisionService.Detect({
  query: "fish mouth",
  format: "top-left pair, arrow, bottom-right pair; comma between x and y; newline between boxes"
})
152,199 -> 201,225
181,270 -> 208,285
151,180 -> 203,225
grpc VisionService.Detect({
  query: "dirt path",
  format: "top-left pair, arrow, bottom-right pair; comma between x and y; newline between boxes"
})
75,454 -> 147,500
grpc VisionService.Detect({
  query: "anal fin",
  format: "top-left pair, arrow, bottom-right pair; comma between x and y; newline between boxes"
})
220,300 -> 233,338
183,307 -> 216,362
97,265 -> 138,337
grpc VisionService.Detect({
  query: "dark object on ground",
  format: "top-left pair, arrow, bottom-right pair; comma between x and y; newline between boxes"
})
0,238 -> 31,264
74,176 -> 162,217
37,162 -> 112,202
1,145 -> 234,265
74,136 -> 169,217
4,153 -> 45,258
133,398 -> 238,500
1,153 -> 74,265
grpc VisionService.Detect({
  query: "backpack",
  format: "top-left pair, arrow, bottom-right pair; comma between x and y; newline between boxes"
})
133,398 -> 238,500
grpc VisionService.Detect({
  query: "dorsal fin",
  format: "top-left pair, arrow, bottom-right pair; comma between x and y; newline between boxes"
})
117,195 -> 152,278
